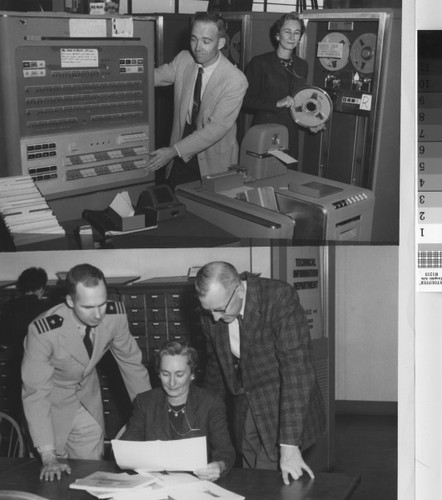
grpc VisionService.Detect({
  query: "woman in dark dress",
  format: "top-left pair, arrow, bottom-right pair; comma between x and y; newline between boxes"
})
121,340 -> 235,481
243,12 -> 319,160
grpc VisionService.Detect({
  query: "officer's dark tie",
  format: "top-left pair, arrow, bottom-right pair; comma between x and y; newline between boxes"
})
191,66 -> 204,129
83,326 -> 93,358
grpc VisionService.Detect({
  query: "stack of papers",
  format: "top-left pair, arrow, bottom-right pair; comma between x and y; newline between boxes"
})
69,471 -> 157,498
0,175 -> 65,247
103,438 -> 244,500
112,475 -> 245,500
109,191 -> 135,217
70,471 -> 244,500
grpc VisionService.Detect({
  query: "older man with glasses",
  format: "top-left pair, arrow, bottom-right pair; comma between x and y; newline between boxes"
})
195,261 -> 325,485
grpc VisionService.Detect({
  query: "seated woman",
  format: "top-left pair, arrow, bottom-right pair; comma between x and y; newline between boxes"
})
121,340 -> 235,481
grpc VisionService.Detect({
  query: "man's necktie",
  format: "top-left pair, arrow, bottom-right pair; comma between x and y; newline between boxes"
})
191,66 -> 204,129
231,314 -> 242,387
83,326 -> 93,358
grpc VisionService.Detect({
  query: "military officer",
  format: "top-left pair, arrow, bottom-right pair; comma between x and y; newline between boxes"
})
22,263 -> 151,481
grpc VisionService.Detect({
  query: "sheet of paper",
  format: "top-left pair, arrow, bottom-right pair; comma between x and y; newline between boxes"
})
163,480 -> 245,500
268,149 -> 298,164
112,437 -> 208,471
109,191 -> 134,217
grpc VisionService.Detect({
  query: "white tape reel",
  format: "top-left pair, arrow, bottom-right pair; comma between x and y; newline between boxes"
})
290,86 -> 333,128
350,33 -> 377,74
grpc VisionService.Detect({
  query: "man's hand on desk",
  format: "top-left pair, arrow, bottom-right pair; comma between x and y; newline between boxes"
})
146,147 -> 178,173
40,451 -> 71,481
280,445 -> 314,485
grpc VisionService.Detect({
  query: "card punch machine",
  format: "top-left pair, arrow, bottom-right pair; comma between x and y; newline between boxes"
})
175,124 -> 375,242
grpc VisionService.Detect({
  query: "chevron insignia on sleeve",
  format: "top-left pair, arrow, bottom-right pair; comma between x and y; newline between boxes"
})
34,314 -> 64,334
106,301 -> 126,314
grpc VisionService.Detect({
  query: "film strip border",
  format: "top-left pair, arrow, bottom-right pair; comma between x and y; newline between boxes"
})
418,250 -> 442,268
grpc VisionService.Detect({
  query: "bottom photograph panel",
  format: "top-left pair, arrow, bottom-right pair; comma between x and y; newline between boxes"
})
0,246 -> 398,500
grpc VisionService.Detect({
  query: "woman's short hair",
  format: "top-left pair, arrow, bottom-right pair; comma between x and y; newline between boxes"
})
156,340 -> 199,375
17,267 -> 48,295
270,12 -> 305,48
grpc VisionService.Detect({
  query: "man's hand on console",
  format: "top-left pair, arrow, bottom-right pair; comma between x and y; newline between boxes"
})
146,147 -> 178,173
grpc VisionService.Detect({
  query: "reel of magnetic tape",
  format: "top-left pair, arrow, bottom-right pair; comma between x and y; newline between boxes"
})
290,86 -> 333,128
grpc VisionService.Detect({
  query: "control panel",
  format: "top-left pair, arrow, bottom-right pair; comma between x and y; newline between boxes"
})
0,12 -> 156,201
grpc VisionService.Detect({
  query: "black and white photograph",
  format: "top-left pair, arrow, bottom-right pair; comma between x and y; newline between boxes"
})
0,0 -> 417,499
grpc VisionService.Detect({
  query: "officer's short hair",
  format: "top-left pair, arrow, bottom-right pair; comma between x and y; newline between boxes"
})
66,263 -> 106,297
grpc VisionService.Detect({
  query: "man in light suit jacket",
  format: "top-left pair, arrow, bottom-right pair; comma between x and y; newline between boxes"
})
146,12 -> 248,188
195,261 -> 325,485
22,264 -> 150,481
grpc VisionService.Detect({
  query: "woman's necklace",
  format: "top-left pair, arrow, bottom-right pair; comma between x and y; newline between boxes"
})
278,55 -> 303,79
167,403 -> 186,418
167,403 -> 196,437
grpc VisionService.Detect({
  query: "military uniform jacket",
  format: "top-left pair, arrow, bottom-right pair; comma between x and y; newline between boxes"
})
201,273 -> 325,460
22,301 -> 150,455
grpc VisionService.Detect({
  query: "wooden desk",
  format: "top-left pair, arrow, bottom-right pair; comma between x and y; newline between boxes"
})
0,458 -> 360,500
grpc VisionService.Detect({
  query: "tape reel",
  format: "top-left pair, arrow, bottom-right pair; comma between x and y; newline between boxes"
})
290,86 -> 333,128
350,33 -> 377,74
318,32 -> 350,71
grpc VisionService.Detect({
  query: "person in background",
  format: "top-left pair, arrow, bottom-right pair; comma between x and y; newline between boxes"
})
121,340 -> 235,481
22,263 -> 151,481
242,12 -> 322,161
146,11 -> 248,189
195,261 -> 325,484
0,267 -> 50,420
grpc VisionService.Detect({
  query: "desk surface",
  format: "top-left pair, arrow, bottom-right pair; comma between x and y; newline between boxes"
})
0,458 -> 360,500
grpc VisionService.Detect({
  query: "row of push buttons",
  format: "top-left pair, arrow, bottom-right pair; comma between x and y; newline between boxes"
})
26,91 -> 142,105
333,192 -> 368,209
25,80 -> 142,95
28,165 -> 57,182
27,143 -> 57,161
120,59 -> 144,65
66,159 -> 147,180
65,146 -> 148,166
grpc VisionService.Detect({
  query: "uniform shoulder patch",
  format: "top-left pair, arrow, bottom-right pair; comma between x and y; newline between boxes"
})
106,300 -> 126,314
33,314 -> 64,334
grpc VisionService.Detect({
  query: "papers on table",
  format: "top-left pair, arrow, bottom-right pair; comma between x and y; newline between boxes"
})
81,471 -> 245,500
112,436 -> 208,471
69,471 -> 156,493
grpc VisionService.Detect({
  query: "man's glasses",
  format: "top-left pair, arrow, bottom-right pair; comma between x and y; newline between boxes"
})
197,284 -> 239,315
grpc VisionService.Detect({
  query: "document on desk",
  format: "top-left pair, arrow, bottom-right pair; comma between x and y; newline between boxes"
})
110,479 -> 245,500
112,436 -> 208,471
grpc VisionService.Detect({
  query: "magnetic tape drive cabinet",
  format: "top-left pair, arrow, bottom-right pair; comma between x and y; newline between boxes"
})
0,12 -> 156,221
298,9 -> 401,243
